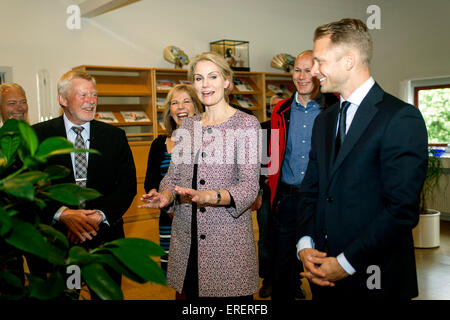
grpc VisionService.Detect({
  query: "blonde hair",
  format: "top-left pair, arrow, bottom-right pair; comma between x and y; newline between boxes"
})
57,70 -> 96,98
187,51 -> 234,96
162,84 -> 203,136
314,18 -> 373,66
0,83 -> 26,105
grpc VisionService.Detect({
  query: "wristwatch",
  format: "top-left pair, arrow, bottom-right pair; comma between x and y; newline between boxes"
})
215,190 -> 222,204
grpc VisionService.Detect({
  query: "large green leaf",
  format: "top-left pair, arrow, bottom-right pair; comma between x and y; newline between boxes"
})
38,224 -> 69,266
81,262 -> 123,300
35,136 -> 101,161
18,121 -> 39,156
0,118 -> 20,136
4,218 -> 49,261
0,134 -> 21,164
38,224 -> 69,251
0,206 -> 12,236
95,252 -> 147,284
0,270 -> 23,289
0,151 -> 7,169
28,272 -> 65,300
35,136 -> 74,161
44,165 -> 70,180
67,246 -> 97,266
0,177 -> 35,200
100,238 -> 166,286
105,238 -> 166,257
16,171 -> 48,185
44,183 -> 101,206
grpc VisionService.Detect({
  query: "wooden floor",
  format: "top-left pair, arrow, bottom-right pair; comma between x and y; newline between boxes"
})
122,212 -> 450,300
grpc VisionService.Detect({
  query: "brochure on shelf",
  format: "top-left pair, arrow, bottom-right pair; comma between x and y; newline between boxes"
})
235,95 -> 255,108
120,111 -> 150,122
179,80 -> 192,85
156,96 -> 166,109
156,79 -> 177,90
95,111 -> 118,123
233,78 -> 252,92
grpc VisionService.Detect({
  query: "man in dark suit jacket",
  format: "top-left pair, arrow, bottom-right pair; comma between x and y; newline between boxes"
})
33,70 -> 136,251
296,19 -> 428,299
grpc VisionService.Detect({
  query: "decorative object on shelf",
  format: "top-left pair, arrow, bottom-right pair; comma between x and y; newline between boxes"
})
271,53 -> 295,73
210,39 -> 250,71
163,46 -> 189,69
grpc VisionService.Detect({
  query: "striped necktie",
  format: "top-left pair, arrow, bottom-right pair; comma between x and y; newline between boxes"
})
71,126 -> 88,188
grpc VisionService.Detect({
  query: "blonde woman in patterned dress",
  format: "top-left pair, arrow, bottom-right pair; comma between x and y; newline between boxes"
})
140,52 -> 261,300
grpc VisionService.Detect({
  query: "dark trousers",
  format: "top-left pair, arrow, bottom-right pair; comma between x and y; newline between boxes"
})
256,184 -> 274,286
272,192 -> 303,301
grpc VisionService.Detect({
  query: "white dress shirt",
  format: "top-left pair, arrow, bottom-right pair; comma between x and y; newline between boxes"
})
54,114 -> 107,224
297,77 -> 376,275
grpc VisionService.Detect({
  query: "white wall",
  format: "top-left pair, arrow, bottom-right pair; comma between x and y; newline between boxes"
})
1,0 -> 449,124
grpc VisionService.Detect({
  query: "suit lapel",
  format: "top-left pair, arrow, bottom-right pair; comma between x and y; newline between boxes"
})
324,103 -> 339,177
329,83 -> 383,180
54,116 -> 75,182
86,120 -> 99,186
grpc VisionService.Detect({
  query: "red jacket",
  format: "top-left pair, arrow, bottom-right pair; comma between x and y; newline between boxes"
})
268,93 -> 339,208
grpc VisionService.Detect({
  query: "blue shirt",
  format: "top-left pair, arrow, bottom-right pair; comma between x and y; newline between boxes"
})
280,93 -> 321,186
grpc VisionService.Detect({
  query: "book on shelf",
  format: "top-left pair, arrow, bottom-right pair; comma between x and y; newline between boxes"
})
156,96 -> 166,109
267,83 -> 293,97
156,79 -> 177,90
267,84 -> 282,94
233,78 -> 252,92
157,113 -> 166,130
95,111 -> 118,123
120,111 -> 150,122
235,95 -> 255,108
179,80 -> 192,85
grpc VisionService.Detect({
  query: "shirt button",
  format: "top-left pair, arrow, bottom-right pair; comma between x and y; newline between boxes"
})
303,125 -> 307,128
200,234 -> 206,240
200,179 -> 205,185
301,155 -> 305,159
200,207 -> 206,213
207,127 -> 212,134
305,111 -> 308,114
302,140 -> 306,143
301,171 -> 305,175
201,152 -> 207,158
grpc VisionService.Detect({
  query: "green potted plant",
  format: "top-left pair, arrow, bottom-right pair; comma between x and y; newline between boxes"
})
413,148 -> 445,248
0,119 -> 166,299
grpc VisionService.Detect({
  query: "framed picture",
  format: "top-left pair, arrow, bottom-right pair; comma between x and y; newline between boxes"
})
0,67 -> 13,84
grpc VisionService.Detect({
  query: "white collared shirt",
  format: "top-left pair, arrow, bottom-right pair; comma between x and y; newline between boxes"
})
54,115 -> 107,224
63,113 -> 91,172
339,76 -> 375,134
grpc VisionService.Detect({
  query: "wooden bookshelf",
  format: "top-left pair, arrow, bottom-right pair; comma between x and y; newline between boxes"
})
72,65 -> 154,142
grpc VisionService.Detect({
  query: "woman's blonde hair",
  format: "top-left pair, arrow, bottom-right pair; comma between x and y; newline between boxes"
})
187,51 -> 234,97
162,84 -> 203,136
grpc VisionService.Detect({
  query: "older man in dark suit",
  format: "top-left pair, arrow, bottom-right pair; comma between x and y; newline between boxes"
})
33,70 -> 136,252
296,19 -> 428,299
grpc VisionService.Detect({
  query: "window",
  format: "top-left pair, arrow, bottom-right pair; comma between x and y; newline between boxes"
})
414,84 -> 450,145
